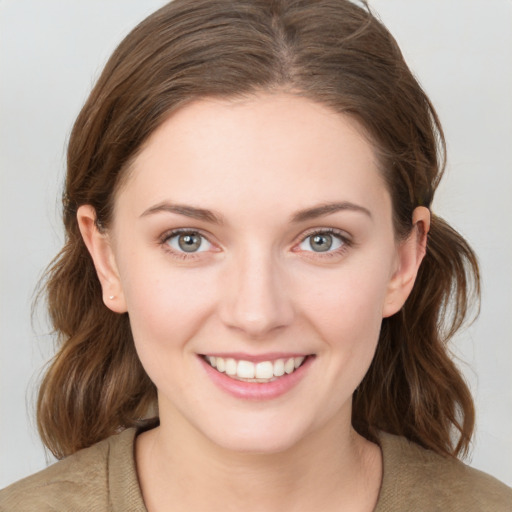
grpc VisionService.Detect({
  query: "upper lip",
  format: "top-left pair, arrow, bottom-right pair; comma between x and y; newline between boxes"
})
200,352 -> 313,363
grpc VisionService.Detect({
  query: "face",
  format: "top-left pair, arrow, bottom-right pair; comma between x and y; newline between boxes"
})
82,93 -> 424,454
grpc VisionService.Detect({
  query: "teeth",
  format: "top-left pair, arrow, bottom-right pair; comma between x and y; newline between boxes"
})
237,360 -> 255,379
255,361 -> 273,379
205,355 -> 306,381
225,358 -> 237,376
273,359 -> 285,377
216,357 -> 226,373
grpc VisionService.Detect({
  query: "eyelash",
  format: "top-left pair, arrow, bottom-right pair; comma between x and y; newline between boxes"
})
159,227 -> 352,260
295,228 -> 352,259
159,228 -> 214,260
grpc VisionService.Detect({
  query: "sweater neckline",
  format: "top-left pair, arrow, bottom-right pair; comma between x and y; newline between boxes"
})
108,427 -> 402,511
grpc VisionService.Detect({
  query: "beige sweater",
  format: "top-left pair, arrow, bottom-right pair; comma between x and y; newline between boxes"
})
1,428 -> 511,511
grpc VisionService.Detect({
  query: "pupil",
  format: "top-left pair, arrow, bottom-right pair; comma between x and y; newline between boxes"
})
178,233 -> 201,252
311,234 -> 332,252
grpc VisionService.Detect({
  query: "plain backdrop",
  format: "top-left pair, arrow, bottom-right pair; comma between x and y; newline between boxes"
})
1,0 -> 511,488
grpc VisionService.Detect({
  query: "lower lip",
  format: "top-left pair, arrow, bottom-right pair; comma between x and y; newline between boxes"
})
199,356 -> 314,401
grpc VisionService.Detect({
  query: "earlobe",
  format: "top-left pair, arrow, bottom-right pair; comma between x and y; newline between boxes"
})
382,206 -> 430,318
76,205 -> 128,313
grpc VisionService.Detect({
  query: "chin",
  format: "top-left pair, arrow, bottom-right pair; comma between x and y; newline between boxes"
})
198,414 -> 318,455
212,431 -> 303,455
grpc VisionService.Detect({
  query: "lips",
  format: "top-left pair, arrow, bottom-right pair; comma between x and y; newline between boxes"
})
200,353 -> 314,400
203,355 -> 306,382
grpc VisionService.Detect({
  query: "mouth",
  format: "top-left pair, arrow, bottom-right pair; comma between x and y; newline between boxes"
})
201,355 -> 310,383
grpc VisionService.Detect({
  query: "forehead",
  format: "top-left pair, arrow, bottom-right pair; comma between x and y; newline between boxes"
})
116,93 -> 389,220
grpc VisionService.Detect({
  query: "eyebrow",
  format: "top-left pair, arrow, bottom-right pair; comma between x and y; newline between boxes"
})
140,200 -> 371,225
291,202 -> 372,223
140,202 -> 224,224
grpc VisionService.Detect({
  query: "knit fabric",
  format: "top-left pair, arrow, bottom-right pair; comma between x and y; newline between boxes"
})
374,434 -> 512,511
0,428 -> 144,511
1,428 -> 511,511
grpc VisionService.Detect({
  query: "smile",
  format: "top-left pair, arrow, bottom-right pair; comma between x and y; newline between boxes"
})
203,355 -> 307,383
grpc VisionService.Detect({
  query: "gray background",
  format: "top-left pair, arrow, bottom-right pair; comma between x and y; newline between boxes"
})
1,0 -> 511,487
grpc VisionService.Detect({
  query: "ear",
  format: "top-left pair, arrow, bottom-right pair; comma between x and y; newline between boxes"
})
77,205 -> 128,313
382,206 -> 430,318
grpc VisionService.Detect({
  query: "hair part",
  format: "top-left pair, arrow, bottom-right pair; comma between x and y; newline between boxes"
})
37,0 -> 479,459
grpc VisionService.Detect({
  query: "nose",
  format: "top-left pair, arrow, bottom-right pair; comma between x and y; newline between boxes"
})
218,247 -> 294,338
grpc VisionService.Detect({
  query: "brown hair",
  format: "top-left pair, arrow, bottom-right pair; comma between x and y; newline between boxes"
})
37,0 -> 479,459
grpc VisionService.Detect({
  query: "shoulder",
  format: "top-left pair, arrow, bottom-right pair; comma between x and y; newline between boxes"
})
376,432 -> 512,512
0,428 -> 141,512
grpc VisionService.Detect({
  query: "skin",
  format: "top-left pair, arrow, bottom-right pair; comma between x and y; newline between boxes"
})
78,93 -> 430,511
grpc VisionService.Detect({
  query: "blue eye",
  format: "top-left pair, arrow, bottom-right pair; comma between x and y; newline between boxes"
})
166,231 -> 212,253
299,232 -> 345,252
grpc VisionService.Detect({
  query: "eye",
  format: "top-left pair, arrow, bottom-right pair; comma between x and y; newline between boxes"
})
166,231 -> 212,253
298,231 -> 346,253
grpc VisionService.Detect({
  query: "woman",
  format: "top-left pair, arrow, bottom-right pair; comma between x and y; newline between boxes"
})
1,0 -> 510,510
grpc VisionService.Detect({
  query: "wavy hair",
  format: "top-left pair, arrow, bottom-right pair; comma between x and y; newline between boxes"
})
37,0 -> 479,459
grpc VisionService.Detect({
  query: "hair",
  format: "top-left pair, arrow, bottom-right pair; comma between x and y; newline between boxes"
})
37,0 -> 480,459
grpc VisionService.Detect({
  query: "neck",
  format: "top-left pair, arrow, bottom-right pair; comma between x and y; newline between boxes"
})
136,408 -> 382,512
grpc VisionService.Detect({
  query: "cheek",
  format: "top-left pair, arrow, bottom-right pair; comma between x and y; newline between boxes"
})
119,263 -> 221,397
297,261 -> 391,338
119,257 -> 218,350
295,258 -> 393,382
